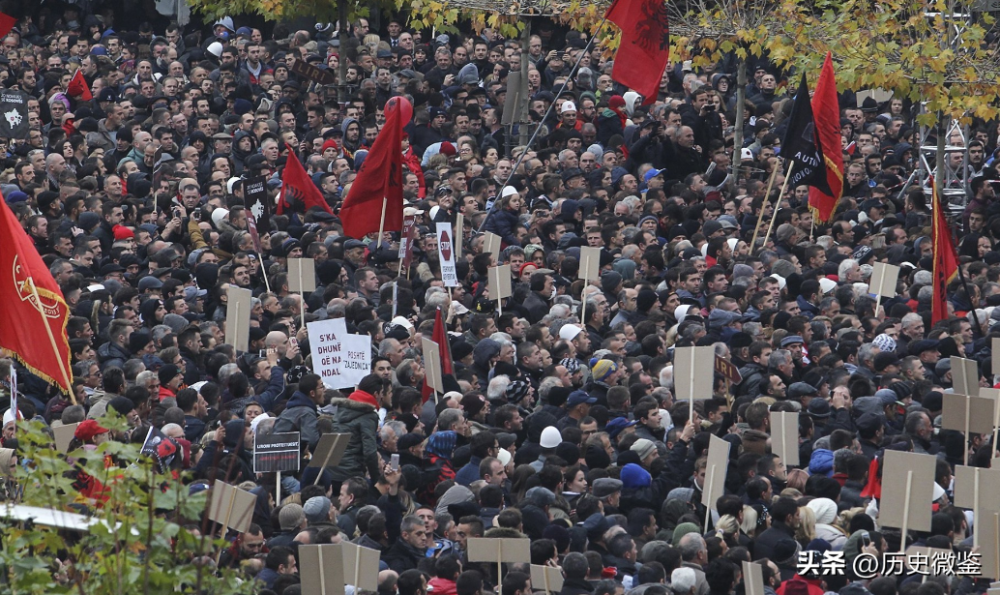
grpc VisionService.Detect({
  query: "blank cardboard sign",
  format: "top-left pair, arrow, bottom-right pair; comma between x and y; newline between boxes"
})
308,434 -> 351,469
579,246 -> 601,281
994,339 -> 1000,380
342,542 -> 381,591
225,286 -> 252,352
207,480 -> 256,534
954,465 -> 1000,512
951,356 -> 980,398
702,434 -> 730,510
422,337 -> 443,394
770,411 -> 799,467
53,422 -> 79,453
483,232 -> 502,262
941,392 -> 996,436
984,388 -> 1000,429
879,450 -> 936,532
489,265 -> 513,300
870,262 -> 900,301
903,546 -> 954,573
675,346 -> 716,402
300,544 -> 345,595
466,537 -> 531,562
979,509 -> 1000,579
742,561 -> 765,595
531,565 -> 564,593
288,258 -> 317,293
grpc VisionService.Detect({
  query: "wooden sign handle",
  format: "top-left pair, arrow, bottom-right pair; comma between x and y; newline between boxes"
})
899,470 -> 913,554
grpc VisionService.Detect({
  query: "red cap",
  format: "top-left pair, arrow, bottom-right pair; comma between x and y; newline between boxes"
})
113,225 -> 134,240
609,95 -> 626,109
321,138 -> 339,154
440,141 -> 456,156
74,419 -> 109,442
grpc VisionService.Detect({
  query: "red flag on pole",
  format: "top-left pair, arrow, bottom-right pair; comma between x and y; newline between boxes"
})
277,146 -> 333,216
67,69 -> 93,101
422,308 -> 454,403
341,96 -> 413,239
605,0 -> 670,105
931,177 -> 958,324
0,194 -> 73,396
0,13 -> 16,39
807,52 -> 845,223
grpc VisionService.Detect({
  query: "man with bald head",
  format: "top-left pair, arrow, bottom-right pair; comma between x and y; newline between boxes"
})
46,153 -> 67,190
265,331 -> 292,358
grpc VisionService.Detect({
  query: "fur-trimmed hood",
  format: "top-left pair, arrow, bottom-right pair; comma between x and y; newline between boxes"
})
484,526 -> 527,539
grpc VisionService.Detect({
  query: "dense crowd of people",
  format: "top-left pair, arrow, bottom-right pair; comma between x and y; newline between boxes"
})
1,5 -> 1000,595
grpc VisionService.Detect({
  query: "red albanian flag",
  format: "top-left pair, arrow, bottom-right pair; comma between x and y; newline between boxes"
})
807,52 -> 845,223
67,69 -> 93,101
277,146 -> 334,216
340,96 -> 413,239
0,194 -> 72,394
605,0 -> 670,105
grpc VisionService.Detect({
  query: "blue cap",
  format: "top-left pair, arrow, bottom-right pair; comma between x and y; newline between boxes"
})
643,168 -> 666,183
605,417 -> 638,439
567,390 -> 597,407
5,190 -> 27,204
236,26 -> 253,36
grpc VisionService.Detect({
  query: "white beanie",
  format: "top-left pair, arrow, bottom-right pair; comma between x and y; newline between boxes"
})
807,497 -> 838,525
211,208 -> 230,228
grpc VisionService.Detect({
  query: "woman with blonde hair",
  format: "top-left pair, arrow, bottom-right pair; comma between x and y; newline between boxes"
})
795,505 -> 817,545
740,504 -> 769,539
714,514 -> 741,547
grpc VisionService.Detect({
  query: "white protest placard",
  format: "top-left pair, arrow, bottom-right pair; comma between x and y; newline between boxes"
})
483,232 -> 502,263
455,213 -> 464,258
870,262 -> 900,305
308,318 -> 372,389
339,333 -> 372,388
422,337 -> 443,395
225,286 -> 252,352
288,258 -> 317,293
437,222 -> 459,287
579,246 -> 601,281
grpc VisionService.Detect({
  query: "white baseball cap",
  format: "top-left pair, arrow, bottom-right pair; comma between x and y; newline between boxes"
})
559,324 -> 583,341
561,101 -> 577,113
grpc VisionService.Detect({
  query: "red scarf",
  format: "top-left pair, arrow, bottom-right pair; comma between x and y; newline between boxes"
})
348,389 -> 378,408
